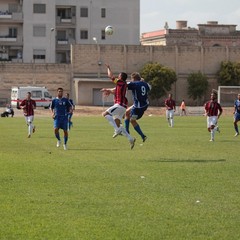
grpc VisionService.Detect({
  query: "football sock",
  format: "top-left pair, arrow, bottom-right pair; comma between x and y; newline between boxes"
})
167,118 -> 170,125
55,133 -> 60,141
211,130 -> 215,140
235,125 -> 239,133
64,136 -> 68,145
125,119 -> 130,133
28,124 -> 32,135
105,115 -> 118,131
134,124 -> 144,139
120,126 -> 133,141
30,123 -> 34,133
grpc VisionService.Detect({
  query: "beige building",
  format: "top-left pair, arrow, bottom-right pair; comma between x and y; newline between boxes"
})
141,21 -> 240,47
0,0 -> 140,64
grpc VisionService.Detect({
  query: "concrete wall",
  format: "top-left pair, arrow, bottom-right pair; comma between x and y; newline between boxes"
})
72,45 -> 239,76
71,45 -> 240,105
0,63 -> 71,105
1,45 -> 240,107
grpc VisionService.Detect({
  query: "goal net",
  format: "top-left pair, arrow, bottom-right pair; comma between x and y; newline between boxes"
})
217,86 -> 240,107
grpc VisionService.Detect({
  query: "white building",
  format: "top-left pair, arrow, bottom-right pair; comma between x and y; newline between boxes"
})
0,0 -> 140,63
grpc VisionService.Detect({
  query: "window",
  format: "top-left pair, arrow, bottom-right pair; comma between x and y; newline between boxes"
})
32,91 -> 42,98
80,30 -> 88,40
44,92 -> 51,98
101,30 -> 106,40
9,28 -> 17,38
101,8 -> 106,18
33,4 -> 46,13
33,49 -> 46,60
57,30 -> 66,41
33,25 -> 46,37
57,8 -> 72,18
9,4 -> 18,13
80,7 -> 88,17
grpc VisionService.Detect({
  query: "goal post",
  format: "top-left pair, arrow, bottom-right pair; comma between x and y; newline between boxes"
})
218,86 -> 240,106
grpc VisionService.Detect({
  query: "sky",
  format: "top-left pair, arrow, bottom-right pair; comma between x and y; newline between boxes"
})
140,0 -> 240,34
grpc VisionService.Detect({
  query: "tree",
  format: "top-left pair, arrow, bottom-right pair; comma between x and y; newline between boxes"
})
187,71 -> 209,105
217,61 -> 240,86
140,62 -> 177,101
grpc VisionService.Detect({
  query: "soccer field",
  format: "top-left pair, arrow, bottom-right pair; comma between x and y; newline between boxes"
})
0,114 -> 240,239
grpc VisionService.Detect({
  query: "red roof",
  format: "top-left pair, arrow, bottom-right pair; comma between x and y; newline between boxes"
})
142,29 -> 166,38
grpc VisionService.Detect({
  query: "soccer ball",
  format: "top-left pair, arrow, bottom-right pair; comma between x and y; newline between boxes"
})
105,26 -> 113,36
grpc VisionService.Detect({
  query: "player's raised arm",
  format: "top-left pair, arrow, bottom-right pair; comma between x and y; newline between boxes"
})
105,64 -> 115,80
100,88 -> 116,96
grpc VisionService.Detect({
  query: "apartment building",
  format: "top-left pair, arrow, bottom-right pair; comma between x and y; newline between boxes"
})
0,0 -> 140,63
141,20 -> 240,47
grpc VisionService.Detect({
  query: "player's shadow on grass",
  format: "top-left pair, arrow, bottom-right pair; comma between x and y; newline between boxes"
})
220,140 -> 239,143
67,148 -> 120,151
150,158 -> 226,163
37,136 -> 53,139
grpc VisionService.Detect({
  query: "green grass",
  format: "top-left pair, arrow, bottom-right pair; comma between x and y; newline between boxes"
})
0,114 -> 240,240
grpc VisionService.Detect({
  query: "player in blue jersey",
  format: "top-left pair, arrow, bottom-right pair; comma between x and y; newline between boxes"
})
233,93 -> 240,137
50,88 -> 73,150
124,72 -> 151,142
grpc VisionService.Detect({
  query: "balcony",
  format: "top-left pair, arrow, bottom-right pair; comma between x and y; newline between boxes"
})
0,53 -> 23,63
0,11 -> 12,18
56,16 -> 76,26
56,38 -> 75,50
0,11 -> 23,22
0,35 -> 23,45
0,45 -> 23,62
57,39 -> 68,45
61,18 -> 71,23
0,36 -> 17,42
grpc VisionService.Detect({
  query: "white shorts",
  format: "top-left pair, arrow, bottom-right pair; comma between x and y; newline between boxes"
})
207,116 -> 218,128
166,109 -> 174,119
25,115 -> 34,124
106,104 -> 126,120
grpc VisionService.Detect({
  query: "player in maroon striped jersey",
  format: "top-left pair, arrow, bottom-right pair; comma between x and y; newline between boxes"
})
204,92 -> 223,141
19,92 -> 36,138
165,93 -> 176,127
101,64 -> 136,149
